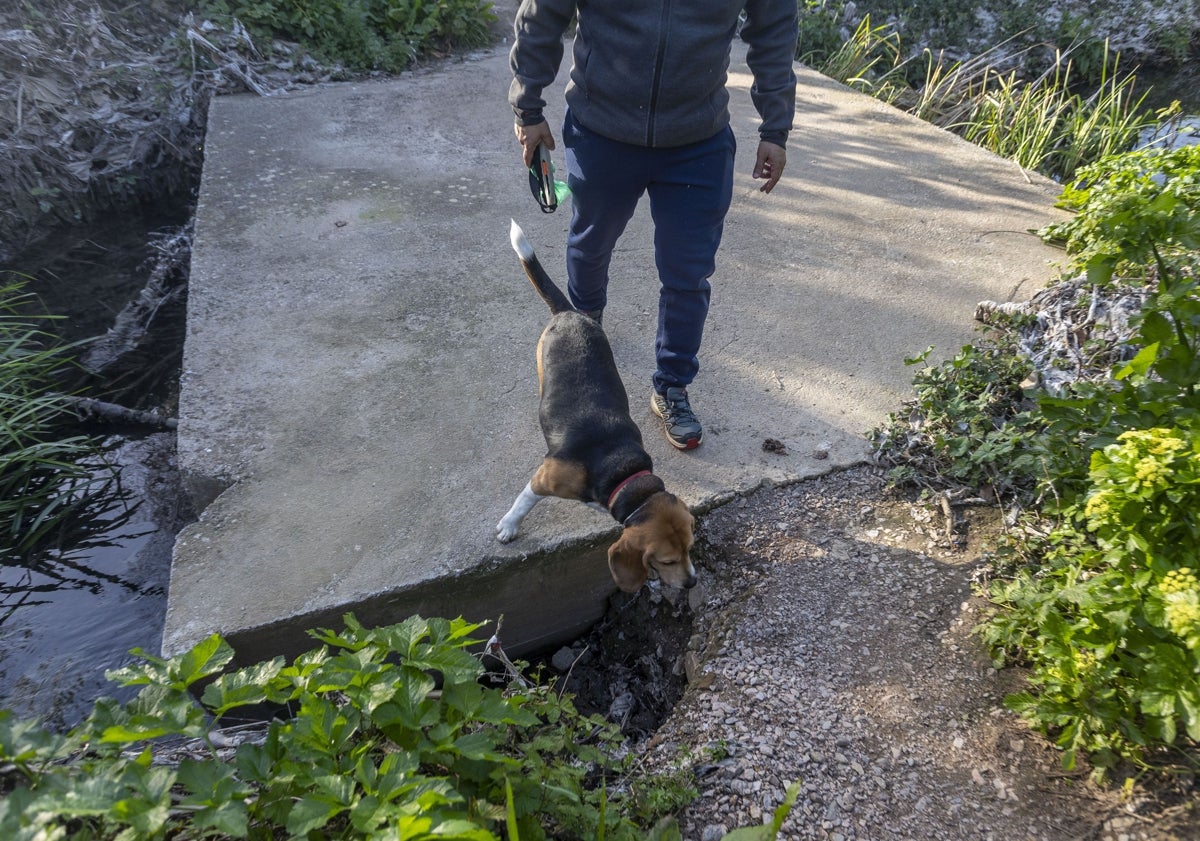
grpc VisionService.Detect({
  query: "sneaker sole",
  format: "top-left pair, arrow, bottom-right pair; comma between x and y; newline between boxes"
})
651,398 -> 703,450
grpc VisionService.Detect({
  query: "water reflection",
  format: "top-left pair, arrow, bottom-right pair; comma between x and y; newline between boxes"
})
1138,114 -> 1200,150
0,435 -> 184,729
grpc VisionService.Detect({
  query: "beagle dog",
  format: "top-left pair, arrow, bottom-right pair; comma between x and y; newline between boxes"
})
496,221 -> 697,593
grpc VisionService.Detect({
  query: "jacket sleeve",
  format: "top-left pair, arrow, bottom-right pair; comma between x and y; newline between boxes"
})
508,0 -> 577,123
740,0 -> 798,147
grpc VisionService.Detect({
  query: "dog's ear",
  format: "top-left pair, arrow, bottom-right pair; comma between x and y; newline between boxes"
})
607,534 -> 647,593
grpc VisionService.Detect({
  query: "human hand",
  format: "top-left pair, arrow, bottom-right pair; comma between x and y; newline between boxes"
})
752,141 -> 787,193
515,121 -> 556,168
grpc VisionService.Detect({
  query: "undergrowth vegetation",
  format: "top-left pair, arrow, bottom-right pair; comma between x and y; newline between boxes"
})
197,0 -> 496,73
873,144 -> 1200,779
0,614 -> 798,840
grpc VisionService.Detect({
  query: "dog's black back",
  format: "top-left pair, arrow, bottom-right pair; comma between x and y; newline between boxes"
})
509,221 -> 650,501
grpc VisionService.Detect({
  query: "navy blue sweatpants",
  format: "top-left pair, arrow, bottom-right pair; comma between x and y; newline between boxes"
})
562,109 -> 736,393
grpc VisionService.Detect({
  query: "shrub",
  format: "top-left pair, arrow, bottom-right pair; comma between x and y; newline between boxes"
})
870,339 -> 1041,501
0,614 -> 701,839
986,146 -> 1200,776
796,0 -> 847,67
198,0 -> 496,73
983,422 -> 1200,774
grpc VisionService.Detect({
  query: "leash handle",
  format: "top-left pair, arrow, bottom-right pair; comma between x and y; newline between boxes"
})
529,143 -> 558,213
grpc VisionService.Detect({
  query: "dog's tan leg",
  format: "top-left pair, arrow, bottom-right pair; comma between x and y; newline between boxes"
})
530,457 -> 588,500
496,481 -> 543,543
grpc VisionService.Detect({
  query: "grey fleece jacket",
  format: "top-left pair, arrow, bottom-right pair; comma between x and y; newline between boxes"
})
509,0 -> 798,149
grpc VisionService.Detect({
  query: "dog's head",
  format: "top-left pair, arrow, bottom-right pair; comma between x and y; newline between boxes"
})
607,491 -> 696,592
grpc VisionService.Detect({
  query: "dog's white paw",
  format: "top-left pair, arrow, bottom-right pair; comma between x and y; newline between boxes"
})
495,519 -> 520,543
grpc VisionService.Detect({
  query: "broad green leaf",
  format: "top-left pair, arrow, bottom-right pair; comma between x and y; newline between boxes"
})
1139,311 -> 1174,345
424,818 -> 500,839
176,757 -> 249,804
475,691 -> 539,727
313,772 -> 357,806
193,799 -> 249,837
111,796 -> 172,836
105,648 -> 171,687
1181,692 -> 1200,741
408,644 -> 484,686
55,773 -> 130,817
234,741 -> 273,784
174,634 -> 236,688
200,656 -> 286,714
441,677 -> 483,717
1115,342 -> 1159,381
0,712 -> 67,764
454,730 -> 501,761
378,615 -> 432,658
373,666 -> 438,733
1085,253 -> 1116,286
286,795 -> 342,836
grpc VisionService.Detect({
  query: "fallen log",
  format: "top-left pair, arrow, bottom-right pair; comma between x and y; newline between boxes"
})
56,395 -> 178,430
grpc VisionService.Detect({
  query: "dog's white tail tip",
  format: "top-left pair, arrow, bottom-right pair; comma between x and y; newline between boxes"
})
509,219 -> 535,262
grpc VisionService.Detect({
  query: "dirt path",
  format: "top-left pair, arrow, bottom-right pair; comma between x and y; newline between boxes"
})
619,466 -> 1198,840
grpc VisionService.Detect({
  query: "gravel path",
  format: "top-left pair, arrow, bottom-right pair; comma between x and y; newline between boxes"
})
615,466 -> 1199,840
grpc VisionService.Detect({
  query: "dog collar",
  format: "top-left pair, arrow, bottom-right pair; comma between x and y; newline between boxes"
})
606,470 -> 653,511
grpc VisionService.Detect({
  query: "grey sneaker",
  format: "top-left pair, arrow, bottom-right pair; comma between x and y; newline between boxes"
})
651,386 -> 703,450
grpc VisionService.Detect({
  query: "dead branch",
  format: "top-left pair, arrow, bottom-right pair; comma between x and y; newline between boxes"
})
57,395 -> 178,430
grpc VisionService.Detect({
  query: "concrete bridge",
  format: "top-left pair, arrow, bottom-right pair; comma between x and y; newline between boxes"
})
162,39 -> 1066,665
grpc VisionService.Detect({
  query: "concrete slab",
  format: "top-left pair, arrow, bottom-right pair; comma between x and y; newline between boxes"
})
163,40 -> 1067,664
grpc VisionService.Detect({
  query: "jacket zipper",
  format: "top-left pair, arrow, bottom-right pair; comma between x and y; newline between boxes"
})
646,0 -> 673,146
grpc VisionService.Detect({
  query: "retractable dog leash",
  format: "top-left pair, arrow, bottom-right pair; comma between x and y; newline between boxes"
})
528,143 -> 570,213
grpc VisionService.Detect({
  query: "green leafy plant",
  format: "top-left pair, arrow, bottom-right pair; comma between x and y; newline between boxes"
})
1042,145 -> 1200,288
796,0 -> 846,67
878,144 -> 1200,777
0,614 -> 704,839
983,422 -> 1200,775
198,0 -> 496,73
1032,145 -> 1200,488
871,338 -> 1041,501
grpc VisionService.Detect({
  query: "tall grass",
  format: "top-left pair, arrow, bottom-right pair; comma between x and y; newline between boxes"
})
814,21 -> 1170,182
956,46 -> 1156,180
816,14 -> 905,105
1,280 -> 120,559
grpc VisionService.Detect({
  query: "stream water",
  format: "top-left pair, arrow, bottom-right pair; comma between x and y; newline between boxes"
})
0,199 -> 193,728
